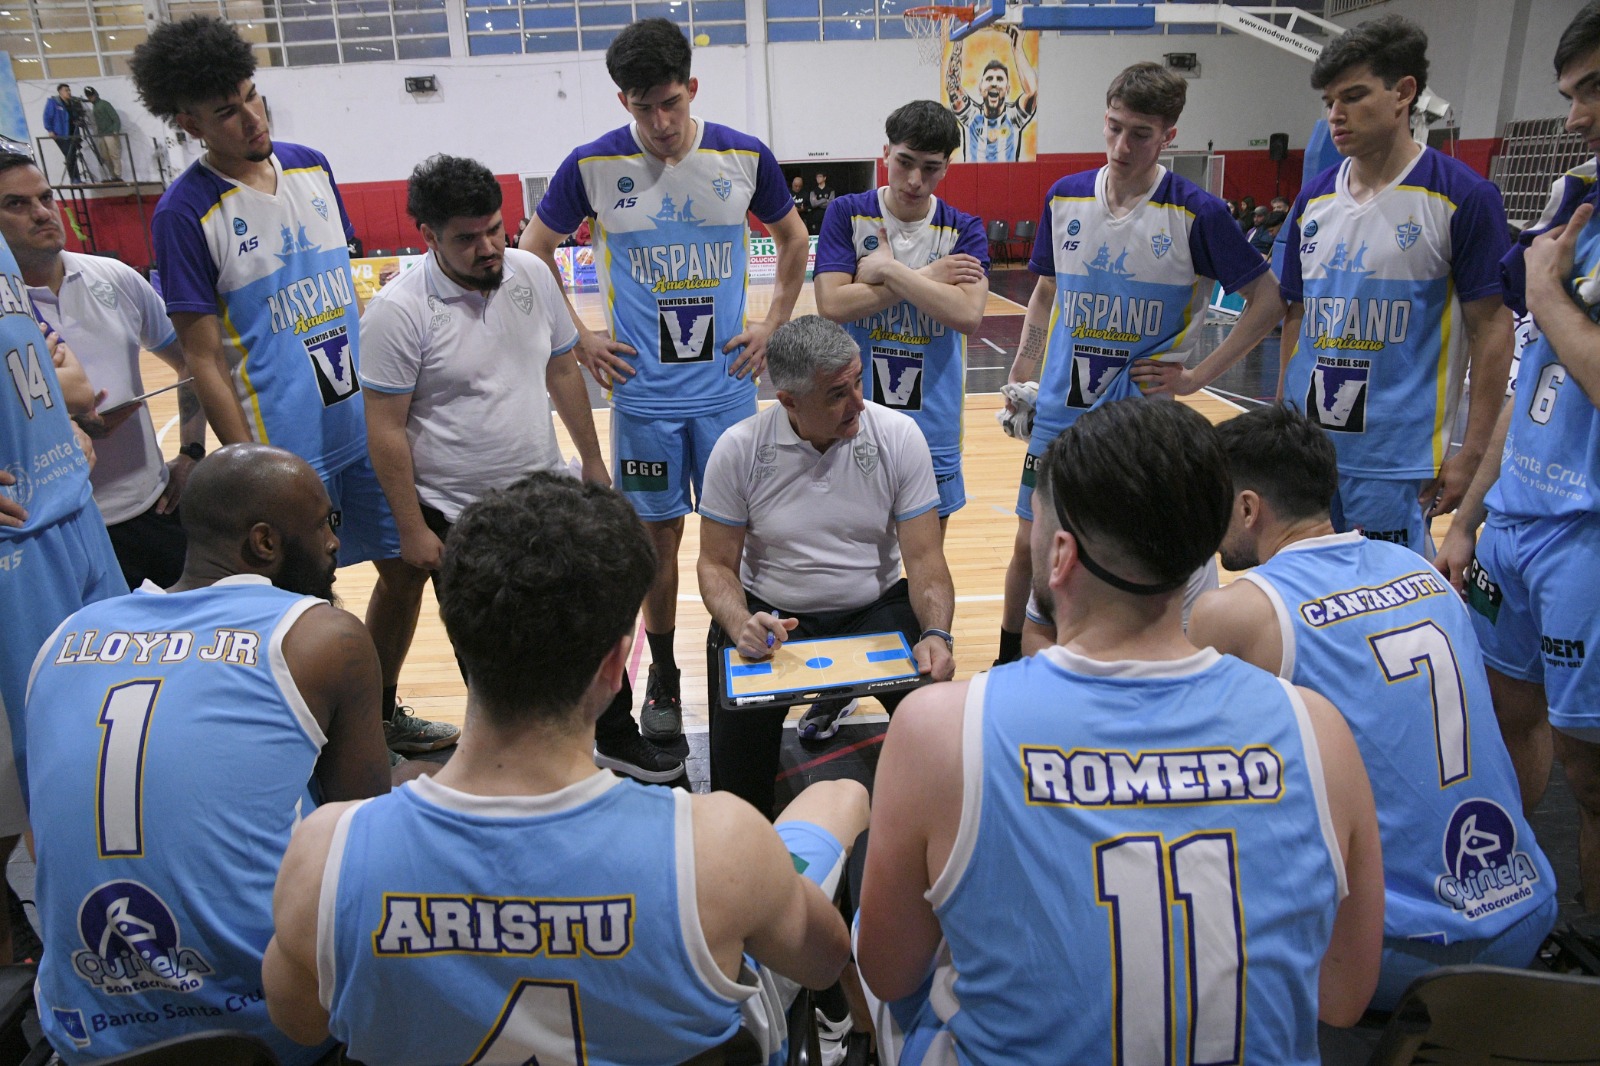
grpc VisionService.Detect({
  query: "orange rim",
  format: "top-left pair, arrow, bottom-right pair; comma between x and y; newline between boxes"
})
903,4 -> 977,22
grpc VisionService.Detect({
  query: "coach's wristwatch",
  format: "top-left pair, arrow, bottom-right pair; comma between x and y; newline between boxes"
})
921,628 -> 955,651
179,443 -> 205,461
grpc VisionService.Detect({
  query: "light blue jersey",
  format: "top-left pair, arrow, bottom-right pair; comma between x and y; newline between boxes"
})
538,120 -> 795,419
152,143 -> 365,479
1242,533 -> 1554,946
1280,148 -> 1509,480
26,576 -> 331,1065
1027,166 -> 1267,450
956,100 -> 1031,163
814,188 -> 988,461
929,650 -> 1342,1065
324,772 -> 768,1066
1488,177 -> 1600,520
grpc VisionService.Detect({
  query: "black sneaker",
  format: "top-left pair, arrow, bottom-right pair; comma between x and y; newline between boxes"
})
640,663 -> 683,741
594,732 -> 685,783
798,698 -> 859,744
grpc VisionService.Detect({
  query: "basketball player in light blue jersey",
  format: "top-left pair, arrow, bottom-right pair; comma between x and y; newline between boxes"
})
1437,1 -> 1600,916
995,62 -> 1285,664
815,100 -> 989,528
519,18 -> 809,762
1190,406 -> 1555,1009
0,225 -> 124,965
859,400 -> 1383,1064
27,444 -> 392,1064
1279,15 -> 1513,556
944,25 -> 1036,164
129,17 -> 457,759
266,473 -> 862,1065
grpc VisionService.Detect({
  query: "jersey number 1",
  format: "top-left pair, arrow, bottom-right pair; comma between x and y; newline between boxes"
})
1097,831 -> 1245,1066
96,680 -> 161,857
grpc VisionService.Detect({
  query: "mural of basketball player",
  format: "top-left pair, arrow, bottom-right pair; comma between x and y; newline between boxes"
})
945,24 -> 1037,162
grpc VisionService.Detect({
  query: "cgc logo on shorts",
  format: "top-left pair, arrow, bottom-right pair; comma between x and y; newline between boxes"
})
1435,800 -> 1542,919
1021,452 -> 1041,489
72,881 -> 214,993
1465,558 -> 1501,622
620,459 -> 668,493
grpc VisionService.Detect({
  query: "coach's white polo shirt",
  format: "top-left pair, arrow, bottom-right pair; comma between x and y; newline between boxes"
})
360,247 -> 578,521
29,252 -> 179,525
700,401 -> 938,614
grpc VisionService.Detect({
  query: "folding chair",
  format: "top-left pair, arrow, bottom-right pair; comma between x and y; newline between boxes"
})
1006,218 -> 1036,262
1366,964 -> 1600,1065
985,218 -> 1008,265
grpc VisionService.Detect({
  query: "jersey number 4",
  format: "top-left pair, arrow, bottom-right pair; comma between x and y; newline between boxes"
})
1097,831 -> 1245,1066
5,343 -> 54,420
467,979 -> 587,1065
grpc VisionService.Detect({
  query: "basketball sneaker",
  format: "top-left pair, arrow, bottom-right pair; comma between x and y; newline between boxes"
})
639,663 -> 683,741
798,698 -> 859,744
594,732 -> 685,784
384,704 -> 461,753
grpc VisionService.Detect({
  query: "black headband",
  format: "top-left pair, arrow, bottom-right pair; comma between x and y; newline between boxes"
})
1052,493 -> 1190,596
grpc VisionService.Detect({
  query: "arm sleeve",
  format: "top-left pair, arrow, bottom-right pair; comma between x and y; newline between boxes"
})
955,214 -> 991,273
535,150 -> 595,237
1449,180 -> 1511,303
1189,196 -> 1270,293
151,205 -> 223,316
698,430 -> 750,527
1028,198 -> 1056,276
750,143 -> 797,225
538,268 -> 579,356
1278,193 -> 1310,304
355,296 -> 424,394
890,418 -> 939,522
1501,176 -> 1595,315
813,199 -> 859,276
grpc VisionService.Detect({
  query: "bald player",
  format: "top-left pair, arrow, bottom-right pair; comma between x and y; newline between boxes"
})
25,443 -> 392,1064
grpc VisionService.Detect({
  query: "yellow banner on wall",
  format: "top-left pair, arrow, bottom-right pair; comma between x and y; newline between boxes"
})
944,24 -> 1039,163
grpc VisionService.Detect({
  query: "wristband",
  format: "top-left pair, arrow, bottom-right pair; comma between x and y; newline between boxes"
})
921,628 -> 954,649
179,442 -> 205,461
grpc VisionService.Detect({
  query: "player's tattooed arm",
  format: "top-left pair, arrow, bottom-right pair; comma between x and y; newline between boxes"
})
1008,274 -> 1055,393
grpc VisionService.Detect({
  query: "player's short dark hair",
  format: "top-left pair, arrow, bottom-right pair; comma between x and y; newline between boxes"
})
1311,14 -> 1429,109
1214,405 -> 1338,523
1037,400 -> 1230,589
439,473 -> 656,724
1105,61 -> 1187,125
1556,2 -> 1600,76
767,315 -> 859,395
55,83 -> 68,92
885,99 -> 960,157
128,16 -> 257,121
606,18 -> 692,98
407,154 -> 503,231
0,153 -> 38,177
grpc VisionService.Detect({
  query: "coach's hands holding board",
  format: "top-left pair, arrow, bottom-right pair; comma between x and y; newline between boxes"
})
736,610 -> 799,659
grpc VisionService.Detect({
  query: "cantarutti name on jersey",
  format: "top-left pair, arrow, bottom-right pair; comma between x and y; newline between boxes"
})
1022,745 -> 1283,807
1298,570 -> 1447,627
866,304 -> 948,346
629,242 -> 737,292
1303,296 -> 1412,351
374,893 -> 635,958
267,269 -> 355,336
1064,292 -> 1163,344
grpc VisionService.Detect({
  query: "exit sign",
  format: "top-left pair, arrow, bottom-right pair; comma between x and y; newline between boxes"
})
1249,138 -> 1268,146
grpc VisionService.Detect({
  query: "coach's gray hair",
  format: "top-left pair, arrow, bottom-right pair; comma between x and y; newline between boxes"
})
767,315 -> 860,395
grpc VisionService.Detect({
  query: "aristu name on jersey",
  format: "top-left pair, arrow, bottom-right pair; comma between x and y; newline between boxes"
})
374,893 -> 635,958
1064,291 -> 1164,344
865,303 -> 948,347
52,628 -> 262,667
1021,744 -> 1284,807
1303,296 -> 1413,351
266,268 -> 355,336
1298,570 -> 1448,627
628,241 -> 737,292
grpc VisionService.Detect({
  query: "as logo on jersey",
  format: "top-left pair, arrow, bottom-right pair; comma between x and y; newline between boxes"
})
1396,216 -> 1421,251
1435,800 -> 1541,919
72,881 -> 213,994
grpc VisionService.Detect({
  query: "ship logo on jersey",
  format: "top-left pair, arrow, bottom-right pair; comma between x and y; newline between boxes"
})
1067,219 -> 1081,236
1396,217 -> 1421,251
1435,799 -> 1542,919
305,325 -> 360,406
651,195 -> 703,227
871,346 -> 923,410
1083,244 -> 1134,280
1151,232 -> 1172,259
712,175 -> 732,202
657,297 -> 715,363
1303,219 -> 1318,238
1321,240 -> 1373,279
89,280 -> 117,311
72,881 -> 214,993
277,224 -> 318,264
618,176 -> 635,193
1306,357 -> 1369,432
232,217 -> 248,236
853,437 -> 879,475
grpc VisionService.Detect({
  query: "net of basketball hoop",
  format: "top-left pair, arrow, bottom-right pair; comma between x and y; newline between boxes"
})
903,5 -> 975,66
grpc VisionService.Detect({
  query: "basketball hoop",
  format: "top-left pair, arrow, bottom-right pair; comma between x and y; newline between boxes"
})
903,5 -> 974,67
